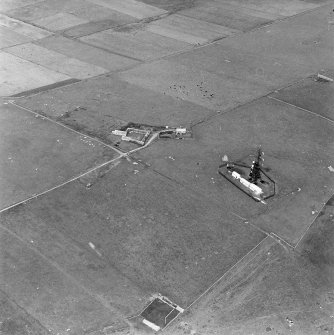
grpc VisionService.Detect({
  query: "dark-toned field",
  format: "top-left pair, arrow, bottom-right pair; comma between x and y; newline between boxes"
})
1,0 -> 333,334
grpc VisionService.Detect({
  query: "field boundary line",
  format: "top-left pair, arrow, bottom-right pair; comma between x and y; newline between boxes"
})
294,193 -> 334,248
185,235 -> 272,311
0,156 -> 122,214
8,101 -> 124,155
0,223 -> 130,326
0,108 -> 159,215
268,96 -> 334,125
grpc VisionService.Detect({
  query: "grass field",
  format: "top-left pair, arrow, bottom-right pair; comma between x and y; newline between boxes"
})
1,0 -> 333,334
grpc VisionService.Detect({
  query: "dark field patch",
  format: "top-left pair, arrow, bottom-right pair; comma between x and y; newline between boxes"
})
270,75 -> 334,121
1,159 -> 265,308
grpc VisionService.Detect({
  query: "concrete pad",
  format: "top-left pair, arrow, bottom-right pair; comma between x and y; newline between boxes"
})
270,76 -> 334,121
0,0 -> 43,12
0,158 -> 265,307
146,14 -> 237,45
119,59 -> 268,110
15,75 -> 213,144
36,36 -> 139,71
0,14 -> 52,39
0,52 -> 70,96
218,13 -> 334,70
87,0 -> 167,19
179,1 -> 279,32
216,0 -> 320,16
5,43 -> 108,79
0,102 -> 117,209
134,96 -> 334,244
0,26 -> 31,49
0,228 -> 128,334
80,29 -> 192,61
33,12 -> 89,31
168,43 -> 314,90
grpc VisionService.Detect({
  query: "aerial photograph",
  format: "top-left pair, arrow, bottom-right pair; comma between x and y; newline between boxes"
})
0,0 -> 333,334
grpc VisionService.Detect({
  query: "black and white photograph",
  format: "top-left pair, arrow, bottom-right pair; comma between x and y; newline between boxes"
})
0,0 -> 333,334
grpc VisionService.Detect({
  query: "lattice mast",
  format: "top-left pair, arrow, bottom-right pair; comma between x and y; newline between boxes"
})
248,147 -> 264,184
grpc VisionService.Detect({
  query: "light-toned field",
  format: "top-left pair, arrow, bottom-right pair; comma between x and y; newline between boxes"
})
1,0 -> 333,334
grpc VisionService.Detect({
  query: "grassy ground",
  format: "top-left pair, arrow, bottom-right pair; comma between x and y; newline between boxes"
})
163,196 -> 334,335
1,0 -> 333,334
